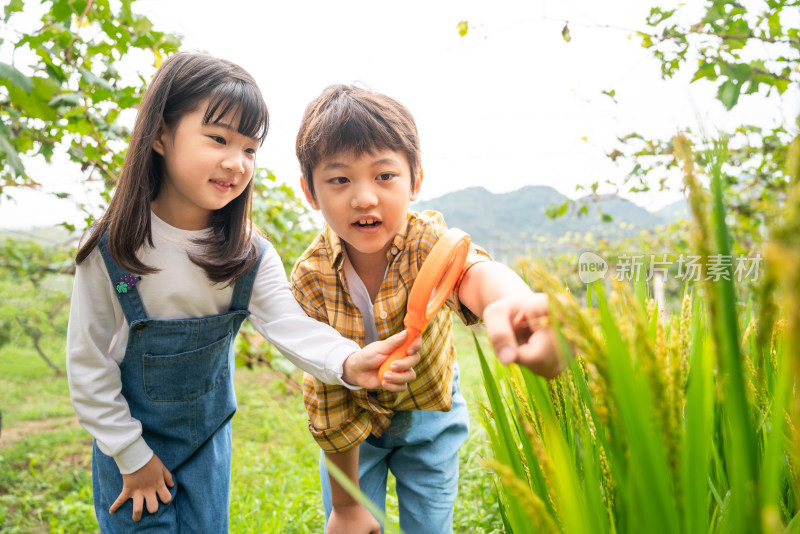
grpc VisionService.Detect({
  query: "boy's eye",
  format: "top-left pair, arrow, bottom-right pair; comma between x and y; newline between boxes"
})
377,173 -> 395,181
245,148 -> 257,155
328,176 -> 349,185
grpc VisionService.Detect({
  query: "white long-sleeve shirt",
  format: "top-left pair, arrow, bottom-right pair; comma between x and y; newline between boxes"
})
66,212 -> 360,475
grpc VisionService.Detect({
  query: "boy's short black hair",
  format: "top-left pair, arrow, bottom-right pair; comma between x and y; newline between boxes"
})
296,84 -> 420,198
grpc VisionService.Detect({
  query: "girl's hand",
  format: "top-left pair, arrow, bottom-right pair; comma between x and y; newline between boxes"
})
326,504 -> 381,534
109,453 -> 174,521
342,331 -> 421,391
482,293 -> 566,379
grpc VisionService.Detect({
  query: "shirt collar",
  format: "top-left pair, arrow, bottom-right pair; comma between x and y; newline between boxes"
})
321,211 -> 415,270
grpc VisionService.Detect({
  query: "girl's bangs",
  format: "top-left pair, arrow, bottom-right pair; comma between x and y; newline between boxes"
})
203,81 -> 269,144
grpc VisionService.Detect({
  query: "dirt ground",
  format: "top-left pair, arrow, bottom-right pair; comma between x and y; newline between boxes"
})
0,415 -> 82,449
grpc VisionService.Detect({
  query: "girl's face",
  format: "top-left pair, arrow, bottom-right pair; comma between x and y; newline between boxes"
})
151,100 -> 259,230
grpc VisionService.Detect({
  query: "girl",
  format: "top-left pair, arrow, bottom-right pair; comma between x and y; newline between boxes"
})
66,53 -> 419,533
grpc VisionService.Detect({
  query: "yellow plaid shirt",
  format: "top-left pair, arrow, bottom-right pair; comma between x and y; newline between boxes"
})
291,210 -> 491,453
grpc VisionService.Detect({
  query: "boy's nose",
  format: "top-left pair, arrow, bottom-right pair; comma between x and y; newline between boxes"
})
351,186 -> 378,209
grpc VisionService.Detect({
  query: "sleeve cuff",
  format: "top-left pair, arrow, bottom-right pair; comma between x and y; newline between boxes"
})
327,346 -> 363,391
452,252 -> 493,326
113,437 -> 154,475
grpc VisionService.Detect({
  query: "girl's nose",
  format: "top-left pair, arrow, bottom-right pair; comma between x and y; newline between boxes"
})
351,185 -> 378,209
222,152 -> 246,174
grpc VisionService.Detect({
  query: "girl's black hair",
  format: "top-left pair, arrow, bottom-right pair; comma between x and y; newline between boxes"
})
76,53 -> 270,284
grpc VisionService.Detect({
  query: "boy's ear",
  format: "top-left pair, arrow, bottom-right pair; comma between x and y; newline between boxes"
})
300,177 -> 320,210
410,168 -> 424,201
152,120 -> 168,156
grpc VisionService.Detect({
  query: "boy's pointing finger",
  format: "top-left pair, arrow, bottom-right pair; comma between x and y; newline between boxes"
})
482,301 -> 520,364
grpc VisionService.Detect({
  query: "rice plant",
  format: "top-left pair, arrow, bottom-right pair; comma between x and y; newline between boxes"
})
478,132 -> 800,533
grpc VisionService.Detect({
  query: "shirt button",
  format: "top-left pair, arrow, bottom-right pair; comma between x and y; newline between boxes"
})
379,310 -> 388,320
390,246 -> 399,255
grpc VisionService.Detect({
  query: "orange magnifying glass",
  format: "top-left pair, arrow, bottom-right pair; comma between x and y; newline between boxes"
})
378,228 -> 471,384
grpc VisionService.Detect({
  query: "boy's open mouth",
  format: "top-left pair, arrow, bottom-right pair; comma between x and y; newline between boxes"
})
354,217 -> 381,228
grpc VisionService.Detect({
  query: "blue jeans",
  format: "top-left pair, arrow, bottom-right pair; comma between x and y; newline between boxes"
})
320,365 -> 470,534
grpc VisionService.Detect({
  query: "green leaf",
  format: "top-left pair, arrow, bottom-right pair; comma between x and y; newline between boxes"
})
595,286 -> 680,532
744,80 -> 760,95
158,33 -> 181,52
724,63 -> 752,83
708,142 -> 757,529
767,12 -> 781,37
39,141 -> 55,162
6,84 -> 58,121
79,67 -> 113,91
717,80 -> 741,110
692,61 -> 717,83
134,16 -> 153,34
0,62 -> 34,93
760,337 -> 790,524
3,0 -> 23,22
0,133 -> 25,176
50,0 -> 75,22
681,300 -> 713,533
646,7 -> 675,26
456,20 -> 468,37
32,75 -> 60,102
49,93 -> 83,107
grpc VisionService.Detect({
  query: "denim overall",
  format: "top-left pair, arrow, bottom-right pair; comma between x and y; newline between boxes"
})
92,232 -> 266,533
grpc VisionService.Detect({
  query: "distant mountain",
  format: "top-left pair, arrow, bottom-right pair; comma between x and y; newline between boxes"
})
0,225 -> 79,246
412,185 -> 687,259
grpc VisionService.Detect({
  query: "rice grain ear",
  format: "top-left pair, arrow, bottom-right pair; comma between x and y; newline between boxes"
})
477,133 -> 796,531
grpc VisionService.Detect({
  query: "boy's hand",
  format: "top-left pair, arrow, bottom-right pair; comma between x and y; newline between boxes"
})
326,504 -> 381,534
482,293 -> 566,379
109,453 -> 174,521
342,330 -> 421,392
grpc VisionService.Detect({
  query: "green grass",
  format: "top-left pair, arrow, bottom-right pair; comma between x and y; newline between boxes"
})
0,322 -> 501,533
474,138 -> 800,533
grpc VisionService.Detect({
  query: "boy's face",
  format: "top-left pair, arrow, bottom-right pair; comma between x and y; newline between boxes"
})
302,148 -> 422,266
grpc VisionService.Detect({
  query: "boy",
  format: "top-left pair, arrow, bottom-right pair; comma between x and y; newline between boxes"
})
292,84 -> 564,534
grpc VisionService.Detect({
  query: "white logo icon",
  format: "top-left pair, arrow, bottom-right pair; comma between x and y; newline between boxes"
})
578,252 -> 608,283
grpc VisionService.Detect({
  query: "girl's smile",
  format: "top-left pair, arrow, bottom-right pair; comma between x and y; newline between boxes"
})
210,178 -> 237,192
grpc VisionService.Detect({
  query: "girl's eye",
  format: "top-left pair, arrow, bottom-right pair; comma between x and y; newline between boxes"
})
245,148 -> 257,155
211,135 -> 226,145
377,173 -> 395,181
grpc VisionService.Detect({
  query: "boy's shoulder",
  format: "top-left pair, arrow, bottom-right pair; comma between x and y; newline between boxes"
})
407,209 -> 446,231
404,209 -> 449,254
291,228 -> 338,282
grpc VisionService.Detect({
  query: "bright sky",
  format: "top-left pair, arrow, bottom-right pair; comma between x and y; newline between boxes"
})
1,0 -> 798,230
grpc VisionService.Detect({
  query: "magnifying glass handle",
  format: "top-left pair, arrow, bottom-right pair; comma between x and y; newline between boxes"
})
378,327 -> 420,384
